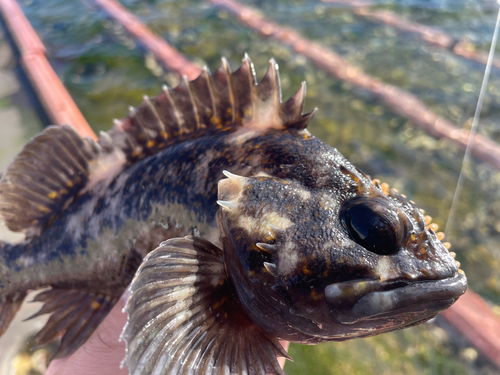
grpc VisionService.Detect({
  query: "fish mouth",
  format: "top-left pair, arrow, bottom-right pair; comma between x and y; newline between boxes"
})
325,272 -> 467,325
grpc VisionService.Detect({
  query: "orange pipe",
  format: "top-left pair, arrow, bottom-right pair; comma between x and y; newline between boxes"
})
323,0 -> 500,70
0,0 -> 97,140
21,54 -> 96,140
441,289 -> 500,369
0,0 -> 44,55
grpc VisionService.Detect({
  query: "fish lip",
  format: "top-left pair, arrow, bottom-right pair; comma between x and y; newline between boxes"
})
325,272 -> 467,324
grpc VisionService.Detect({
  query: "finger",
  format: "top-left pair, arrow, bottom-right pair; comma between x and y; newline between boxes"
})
46,297 -> 127,375
278,340 -> 290,369
45,358 -> 66,375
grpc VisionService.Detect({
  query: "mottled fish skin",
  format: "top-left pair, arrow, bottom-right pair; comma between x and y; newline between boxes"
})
0,57 -> 467,374
1,129 -> 314,294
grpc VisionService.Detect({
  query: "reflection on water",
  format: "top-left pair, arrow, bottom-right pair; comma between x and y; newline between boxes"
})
1,0 -> 500,374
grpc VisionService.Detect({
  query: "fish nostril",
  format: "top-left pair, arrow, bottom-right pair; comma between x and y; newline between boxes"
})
340,195 -> 402,256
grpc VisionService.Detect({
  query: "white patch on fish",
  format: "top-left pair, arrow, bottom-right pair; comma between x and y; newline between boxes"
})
237,211 -> 294,236
84,148 -> 127,193
375,256 -> 399,282
277,239 -> 300,275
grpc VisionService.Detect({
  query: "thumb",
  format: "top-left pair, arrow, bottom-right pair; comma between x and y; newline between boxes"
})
278,340 -> 290,369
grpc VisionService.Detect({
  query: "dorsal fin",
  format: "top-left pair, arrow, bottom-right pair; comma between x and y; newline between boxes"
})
0,56 -> 316,236
108,55 -> 316,162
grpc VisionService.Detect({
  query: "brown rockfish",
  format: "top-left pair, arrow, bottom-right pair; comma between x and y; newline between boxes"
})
0,56 -> 466,375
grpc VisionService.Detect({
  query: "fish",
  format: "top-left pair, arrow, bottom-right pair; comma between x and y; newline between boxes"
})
0,56 -> 466,375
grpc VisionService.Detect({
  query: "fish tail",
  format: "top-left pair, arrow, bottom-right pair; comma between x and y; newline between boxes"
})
0,239 -> 27,337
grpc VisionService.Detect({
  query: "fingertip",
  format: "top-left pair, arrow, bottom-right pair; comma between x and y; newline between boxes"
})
47,296 -> 128,375
45,358 -> 66,375
278,340 -> 290,369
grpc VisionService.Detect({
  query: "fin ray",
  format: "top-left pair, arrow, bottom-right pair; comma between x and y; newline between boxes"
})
28,288 -> 120,358
31,292 -> 92,348
57,296 -> 114,358
230,55 -> 257,123
0,291 -> 27,337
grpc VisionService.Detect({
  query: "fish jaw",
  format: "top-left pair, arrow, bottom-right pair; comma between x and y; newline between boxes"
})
217,168 -> 467,343
324,272 -> 466,326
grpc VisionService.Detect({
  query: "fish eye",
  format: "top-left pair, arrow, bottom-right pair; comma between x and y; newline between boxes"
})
340,195 -> 402,255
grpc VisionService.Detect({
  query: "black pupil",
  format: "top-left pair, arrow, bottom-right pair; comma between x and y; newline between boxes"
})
340,198 -> 399,255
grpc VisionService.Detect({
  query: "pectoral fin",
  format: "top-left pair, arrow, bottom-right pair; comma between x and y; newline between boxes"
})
122,236 -> 290,375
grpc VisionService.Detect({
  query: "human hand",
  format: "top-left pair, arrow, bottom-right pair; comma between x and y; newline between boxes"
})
45,295 -> 128,375
46,295 -> 289,374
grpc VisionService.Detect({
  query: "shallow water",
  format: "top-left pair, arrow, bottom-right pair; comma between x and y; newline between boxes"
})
2,0 -> 500,374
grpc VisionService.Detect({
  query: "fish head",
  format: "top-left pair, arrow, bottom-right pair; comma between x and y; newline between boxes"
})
217,167 -> 467,343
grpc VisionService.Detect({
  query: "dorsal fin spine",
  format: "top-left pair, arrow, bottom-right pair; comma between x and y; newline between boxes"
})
113,118 -> 124,130
279,81 -> 316,130
113,120 -> 140,154
270,58 -> 281,112
99,130 -> 114,147
246,56 -> 258,122
189,67 -> 219,130
223,57 -> 235,125
162,85 -> 183,135
242,56 -> 258,123
255,58 -> 282,128
171,79 -> 198,134
142,95 -> 166,136
130,107 -> 154,144
182,75 -> 202,131
132,102 -> 164,150
128,106 -> 152,145
216,57 -> 235,126
244,53 -> 258,85
201,66 -> 220,128
293,82 -> 307,118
